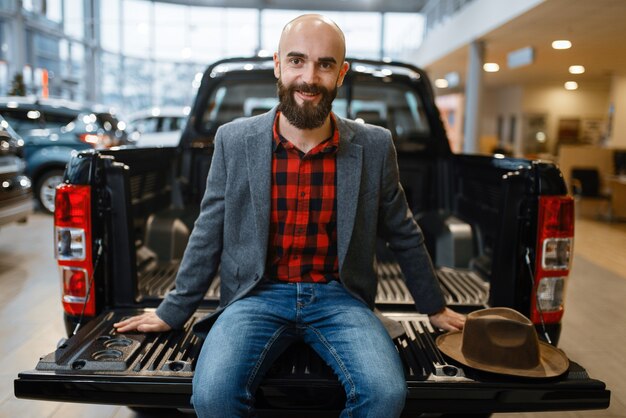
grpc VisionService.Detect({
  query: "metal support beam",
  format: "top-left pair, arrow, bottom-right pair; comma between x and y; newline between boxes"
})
463,39 -> 484,154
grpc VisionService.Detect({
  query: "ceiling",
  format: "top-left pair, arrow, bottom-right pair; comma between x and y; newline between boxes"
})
157,0 -> 428,13
423,0 -> 626,91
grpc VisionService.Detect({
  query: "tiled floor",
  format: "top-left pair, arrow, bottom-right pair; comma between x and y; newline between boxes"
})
1,214 -> 624,417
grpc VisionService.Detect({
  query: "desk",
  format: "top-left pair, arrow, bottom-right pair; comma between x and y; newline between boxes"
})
609,176 -> 626,219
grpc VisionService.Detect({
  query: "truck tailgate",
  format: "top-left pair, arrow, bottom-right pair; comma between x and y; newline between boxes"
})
15,309 -> 609,414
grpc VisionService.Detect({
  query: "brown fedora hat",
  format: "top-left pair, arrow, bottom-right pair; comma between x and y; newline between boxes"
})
436,307 -> 569,378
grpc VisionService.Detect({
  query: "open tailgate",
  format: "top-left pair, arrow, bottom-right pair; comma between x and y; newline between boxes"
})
15,308 -> 609,414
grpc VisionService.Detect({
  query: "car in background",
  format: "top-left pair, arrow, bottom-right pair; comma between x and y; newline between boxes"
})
0,115 -> 33,229
0,96 -> 130,213
126,106 -> 188,147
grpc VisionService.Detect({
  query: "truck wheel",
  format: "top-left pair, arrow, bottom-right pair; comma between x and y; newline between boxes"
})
36,169 -> 65,214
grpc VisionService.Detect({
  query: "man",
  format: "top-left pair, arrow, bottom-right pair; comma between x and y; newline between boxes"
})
115,14 -> 465,418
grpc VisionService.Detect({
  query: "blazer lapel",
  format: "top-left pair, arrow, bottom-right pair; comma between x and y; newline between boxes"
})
336,118 -> 363,269
245,109 -> 276,264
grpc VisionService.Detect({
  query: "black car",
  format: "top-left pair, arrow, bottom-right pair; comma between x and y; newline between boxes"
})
0,96 -> 130,213
0,115 -> 33,229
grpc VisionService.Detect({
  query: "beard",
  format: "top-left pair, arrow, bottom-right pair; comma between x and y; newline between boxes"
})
277,78 -> 337,130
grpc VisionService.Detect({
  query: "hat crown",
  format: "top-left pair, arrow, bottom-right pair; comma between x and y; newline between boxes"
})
461,308 -> 541,370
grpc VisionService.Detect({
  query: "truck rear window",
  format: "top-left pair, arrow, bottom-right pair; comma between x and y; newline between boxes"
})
200,78 -> 430,148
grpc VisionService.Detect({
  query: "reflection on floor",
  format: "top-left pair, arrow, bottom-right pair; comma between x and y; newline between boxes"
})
1,213 -> 624,417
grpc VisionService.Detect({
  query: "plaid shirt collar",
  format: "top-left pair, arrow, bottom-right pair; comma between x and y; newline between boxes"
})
272,111 -> 340,156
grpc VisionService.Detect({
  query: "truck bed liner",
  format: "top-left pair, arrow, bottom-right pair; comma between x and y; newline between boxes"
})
138,263 -> 489,308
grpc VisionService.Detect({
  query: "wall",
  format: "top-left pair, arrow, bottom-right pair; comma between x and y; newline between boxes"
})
481,86 -> 523,155
609,75 -> 626,149
522,83 -> 611,155
479,83 -> 611,158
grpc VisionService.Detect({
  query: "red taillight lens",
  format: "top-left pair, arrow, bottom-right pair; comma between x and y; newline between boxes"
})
55,184 -> 91,227
531,196 -> 574,324
62,267 -> 89,302
79,133 -> 114,148
55,184 -> 95,316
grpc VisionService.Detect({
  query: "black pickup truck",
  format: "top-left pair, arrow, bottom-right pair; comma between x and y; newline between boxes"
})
15,57 -> 610,416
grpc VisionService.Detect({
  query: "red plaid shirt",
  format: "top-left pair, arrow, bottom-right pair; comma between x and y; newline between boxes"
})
267,112 -> 340,283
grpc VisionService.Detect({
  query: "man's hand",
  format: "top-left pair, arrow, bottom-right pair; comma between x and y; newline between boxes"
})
113,312 -> 172,333
428,307 -> 466,332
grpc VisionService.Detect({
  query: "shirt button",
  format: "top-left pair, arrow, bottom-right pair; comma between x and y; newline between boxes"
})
300,192 -> 305,197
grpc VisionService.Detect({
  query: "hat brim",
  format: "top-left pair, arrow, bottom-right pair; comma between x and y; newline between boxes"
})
436,331 -> 570,378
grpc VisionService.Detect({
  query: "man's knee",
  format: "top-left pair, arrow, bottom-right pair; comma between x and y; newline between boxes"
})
192,375 -> 251,417
356,374 -> 407,416
372,374 -> 406,403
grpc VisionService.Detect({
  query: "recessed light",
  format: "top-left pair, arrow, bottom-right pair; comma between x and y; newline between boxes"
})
552,40 -> 572,50
483,63 -> 500,72
569,65 -> 585,74
435,78 -> 449,88
564,81 -> 578,90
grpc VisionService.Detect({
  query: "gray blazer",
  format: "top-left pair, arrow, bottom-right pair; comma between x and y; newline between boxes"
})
156,106 -> 446,338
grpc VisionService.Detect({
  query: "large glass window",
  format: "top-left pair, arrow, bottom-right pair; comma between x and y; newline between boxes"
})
100,52 -> 123,109
3,0 -> 427,116
100,0 -> 121,53
64,0 -> 84,39
154,2 -> 185,61
46,0 -> 63,23
0,0 -> 15,12
189,7 -> 257,63
0,20 -> 6,61
123,0 -> 151,58
123,57 -> 152,110
261,9 -> 381,59
154,61 -> 202,108
383,13 -> 425,60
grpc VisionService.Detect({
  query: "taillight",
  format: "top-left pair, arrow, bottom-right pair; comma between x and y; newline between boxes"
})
54,184 -> 95,316
79,133 -> 114,148
531,196 -> 574,324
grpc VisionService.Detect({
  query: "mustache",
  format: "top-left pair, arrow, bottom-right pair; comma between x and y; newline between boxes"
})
288,82 -> 327,95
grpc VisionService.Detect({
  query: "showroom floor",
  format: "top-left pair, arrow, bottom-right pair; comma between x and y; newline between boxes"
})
0,213 -> 624,418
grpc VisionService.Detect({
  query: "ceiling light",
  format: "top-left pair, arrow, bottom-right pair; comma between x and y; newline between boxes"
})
564,81 -> 578,90
552,40 -> 572,50
483,63 -> 500,72
569,65 -> 585,74
435,78 -> 449,88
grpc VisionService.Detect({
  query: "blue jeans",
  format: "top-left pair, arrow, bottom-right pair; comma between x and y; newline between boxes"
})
192,280 -> 407,418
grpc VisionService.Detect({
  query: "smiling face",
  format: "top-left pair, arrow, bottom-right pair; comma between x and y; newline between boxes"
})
274,15 -> 349,130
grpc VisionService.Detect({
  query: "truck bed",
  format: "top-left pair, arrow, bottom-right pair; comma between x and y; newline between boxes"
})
137,261 -> 490,309
15,308 -> 609,414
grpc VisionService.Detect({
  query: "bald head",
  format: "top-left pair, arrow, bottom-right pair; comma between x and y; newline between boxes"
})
278,14 -> 346,61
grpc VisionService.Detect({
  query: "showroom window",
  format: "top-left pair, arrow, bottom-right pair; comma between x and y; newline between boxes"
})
260,9 -> 382,59
123,56 -> 152,110
100,52 -> 123,108
0,21 -> 6,95
0,0 -> 14,12
64,0 -> 84,40
100,0 -> 121,53
154,2 -> 185,61
47,0 -> 63,23
2,0 -> 426,113
383,13 -> 425,60
122,0 -> 151,59
189,7 -> 258,62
